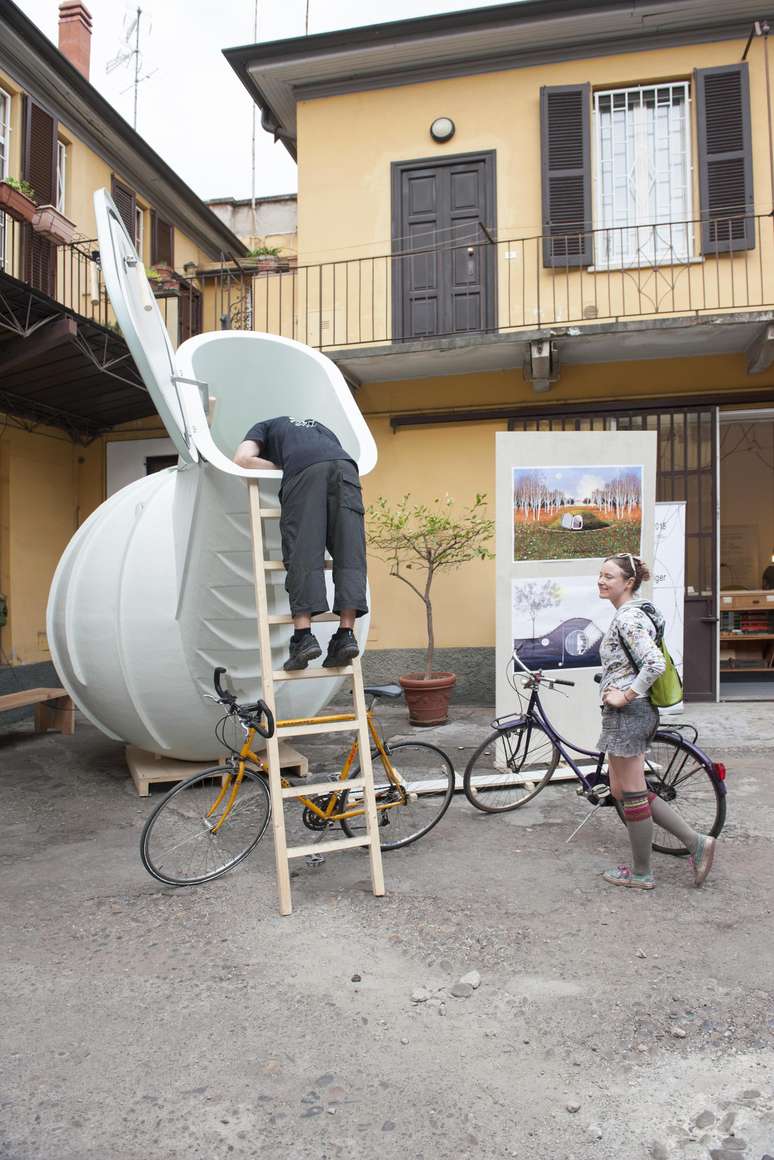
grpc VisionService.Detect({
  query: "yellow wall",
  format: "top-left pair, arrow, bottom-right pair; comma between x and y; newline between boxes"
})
296,38 -> 771,262
0,422 -> 78,665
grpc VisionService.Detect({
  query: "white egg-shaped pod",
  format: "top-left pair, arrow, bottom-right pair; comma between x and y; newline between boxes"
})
48,463 -> 368,759
46,189 -> 376,760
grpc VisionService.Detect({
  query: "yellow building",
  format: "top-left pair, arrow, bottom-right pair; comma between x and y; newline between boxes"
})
0,0 -> 247,699
225,0 -> 774,702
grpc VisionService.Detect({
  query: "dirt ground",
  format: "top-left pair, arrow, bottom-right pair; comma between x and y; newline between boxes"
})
1,700 -> 772,1160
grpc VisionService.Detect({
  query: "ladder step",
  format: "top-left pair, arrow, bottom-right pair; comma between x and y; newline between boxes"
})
266,613 -> 339,625
286,834 -> 372,859
273,666 -> 354,681
276,718 -> 360,739
281,777 -> 365,799
263,560 -> 333,571
258,508 -> 281,518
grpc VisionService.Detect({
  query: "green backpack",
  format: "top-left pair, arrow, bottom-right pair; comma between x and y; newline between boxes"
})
617,602 -> 683,709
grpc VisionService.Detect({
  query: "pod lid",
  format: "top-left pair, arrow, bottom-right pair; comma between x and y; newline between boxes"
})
94,188 -> 197,463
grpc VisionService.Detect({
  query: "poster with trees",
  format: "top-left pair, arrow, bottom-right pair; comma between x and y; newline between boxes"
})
513,464 -> 642,561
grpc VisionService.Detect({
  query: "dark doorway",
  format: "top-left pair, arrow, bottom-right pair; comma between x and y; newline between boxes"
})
391,151 -> 496,342
145,454 -> 177,475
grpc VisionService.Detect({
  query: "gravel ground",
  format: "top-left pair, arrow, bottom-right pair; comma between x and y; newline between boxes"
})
1,700 -> 772,1160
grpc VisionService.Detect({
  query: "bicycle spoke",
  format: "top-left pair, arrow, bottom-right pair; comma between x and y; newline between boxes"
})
141,768 -> 272,885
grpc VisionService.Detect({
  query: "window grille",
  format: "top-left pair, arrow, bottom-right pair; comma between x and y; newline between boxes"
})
135,204 -> 144,256
594,82 -> 693,268
0,89 -> 11,268
56,140 -> 66,213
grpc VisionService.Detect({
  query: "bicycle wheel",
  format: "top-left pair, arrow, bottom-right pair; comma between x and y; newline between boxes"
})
614,731 -> 726,856
463,723 -> 559,813
140,765 -> 271,886
339,741 -> 455,850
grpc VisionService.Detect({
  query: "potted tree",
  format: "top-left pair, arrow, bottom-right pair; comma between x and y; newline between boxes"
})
367,493 -> 495,726
0,177 -> 37,224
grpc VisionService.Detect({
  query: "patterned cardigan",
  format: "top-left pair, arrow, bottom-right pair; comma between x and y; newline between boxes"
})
599,600 -> 667,700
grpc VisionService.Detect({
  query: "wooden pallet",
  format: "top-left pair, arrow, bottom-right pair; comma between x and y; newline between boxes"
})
125,741 -> 308,798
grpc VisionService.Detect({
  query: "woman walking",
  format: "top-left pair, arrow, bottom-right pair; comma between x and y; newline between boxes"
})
597,553 -> 716,890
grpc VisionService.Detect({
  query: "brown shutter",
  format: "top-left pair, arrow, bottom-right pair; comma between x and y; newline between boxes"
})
150,210 -> 174,267
695,64 -> 754,252
540,83 -> 591,268
111,175 -> 136,238
22,97 -> 57,294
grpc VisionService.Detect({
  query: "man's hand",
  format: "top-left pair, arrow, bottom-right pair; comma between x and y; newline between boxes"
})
602,686 -> 634,709
233,440 -> 279,471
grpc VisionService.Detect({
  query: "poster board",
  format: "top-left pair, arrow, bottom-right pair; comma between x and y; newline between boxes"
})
497,431 -> 658,753
653,501 -> 686,697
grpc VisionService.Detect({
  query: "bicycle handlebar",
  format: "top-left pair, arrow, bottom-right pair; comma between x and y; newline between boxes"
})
510,652 -> 575,688
212,667 -> 275,738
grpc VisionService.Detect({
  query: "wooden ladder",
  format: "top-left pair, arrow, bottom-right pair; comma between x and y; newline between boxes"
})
246,479 -> 385,916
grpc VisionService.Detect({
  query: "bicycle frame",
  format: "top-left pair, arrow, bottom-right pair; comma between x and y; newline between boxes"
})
499,661 -> 725,800
208,708 -> 406,831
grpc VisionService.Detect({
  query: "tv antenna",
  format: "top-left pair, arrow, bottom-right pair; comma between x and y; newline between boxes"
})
106,6 -> 157,130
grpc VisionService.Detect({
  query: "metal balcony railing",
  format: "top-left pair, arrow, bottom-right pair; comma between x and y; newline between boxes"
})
208,213 -> 774,351
0,215 -> 195,343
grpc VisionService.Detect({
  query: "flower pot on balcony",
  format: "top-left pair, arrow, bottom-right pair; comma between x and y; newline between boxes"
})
149,264 -> 178,290
0,180 -> 37,224
398,672 -> 456,726
255,256 -> 282,273
32,204 -> 77,245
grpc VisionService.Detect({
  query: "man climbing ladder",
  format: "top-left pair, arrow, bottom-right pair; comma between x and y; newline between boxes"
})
233,416 -> 368,672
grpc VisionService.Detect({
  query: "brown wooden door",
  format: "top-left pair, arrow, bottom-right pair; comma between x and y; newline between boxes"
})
392,152 -> 496,341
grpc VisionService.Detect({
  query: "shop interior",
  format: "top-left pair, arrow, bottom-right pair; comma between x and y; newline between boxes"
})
719,410 -> 774,701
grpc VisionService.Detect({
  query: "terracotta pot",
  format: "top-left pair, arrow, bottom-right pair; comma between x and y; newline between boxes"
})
398,672 -> 456,726
32,204 -> 77,245
0,181 -> 36,224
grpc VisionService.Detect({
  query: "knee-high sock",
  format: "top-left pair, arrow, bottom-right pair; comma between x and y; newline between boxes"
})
621,791 -> 653,876
648,792 -> 699,855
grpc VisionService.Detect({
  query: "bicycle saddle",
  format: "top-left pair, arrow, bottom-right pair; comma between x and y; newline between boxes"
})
364,684 -> 403,699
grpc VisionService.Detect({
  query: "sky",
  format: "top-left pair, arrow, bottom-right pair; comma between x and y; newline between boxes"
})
14,0 -> 515,202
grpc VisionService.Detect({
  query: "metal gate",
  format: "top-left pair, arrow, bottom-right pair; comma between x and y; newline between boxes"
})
509,405 -> 718,701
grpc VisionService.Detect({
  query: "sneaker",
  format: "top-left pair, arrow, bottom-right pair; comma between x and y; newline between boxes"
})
283,632 -> 322,671
322,628 -> 359,668
691,834 -> 716,887
602,864 -> 656,890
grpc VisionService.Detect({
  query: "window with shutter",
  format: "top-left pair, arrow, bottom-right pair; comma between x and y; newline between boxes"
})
22,97 -> 57,295
151,210 -> 174,267
695,64 -> 754,252
540,84 -> 591,268
111,175 -> 136,238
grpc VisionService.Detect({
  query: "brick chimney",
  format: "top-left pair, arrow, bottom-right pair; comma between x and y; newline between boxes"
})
58,2 -> 93,80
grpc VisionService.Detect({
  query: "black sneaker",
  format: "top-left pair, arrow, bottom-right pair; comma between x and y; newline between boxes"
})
283,632 -> 322,671
322,628 -> 360,668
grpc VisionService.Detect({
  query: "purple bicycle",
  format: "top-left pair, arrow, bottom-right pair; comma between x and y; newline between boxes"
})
463,652 -> 727,855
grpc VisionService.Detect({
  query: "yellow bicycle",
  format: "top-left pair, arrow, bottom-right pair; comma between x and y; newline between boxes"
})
140,668 -> 456,886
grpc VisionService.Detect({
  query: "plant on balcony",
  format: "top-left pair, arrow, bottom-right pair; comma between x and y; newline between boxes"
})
247,245 -> 283,273
32,203 -> 77,245
148,263 -> 178,290
0,177 -> 37,224
367,493 -> 495,725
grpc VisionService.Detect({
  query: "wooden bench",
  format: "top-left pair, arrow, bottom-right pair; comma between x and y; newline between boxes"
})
0,687 -> 75,735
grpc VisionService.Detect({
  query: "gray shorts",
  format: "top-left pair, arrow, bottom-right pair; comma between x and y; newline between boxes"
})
597,698 -> 659,757
279,459 -> 368,618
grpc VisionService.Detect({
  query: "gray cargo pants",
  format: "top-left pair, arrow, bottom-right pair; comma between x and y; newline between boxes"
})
279,459 -> 368,618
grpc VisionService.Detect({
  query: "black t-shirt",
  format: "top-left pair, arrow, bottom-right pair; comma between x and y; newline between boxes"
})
243,416 -> 356,481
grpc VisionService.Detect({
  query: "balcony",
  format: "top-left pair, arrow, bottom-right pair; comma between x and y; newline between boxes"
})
0,215 -> 201,434
207,213 -> 774,383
